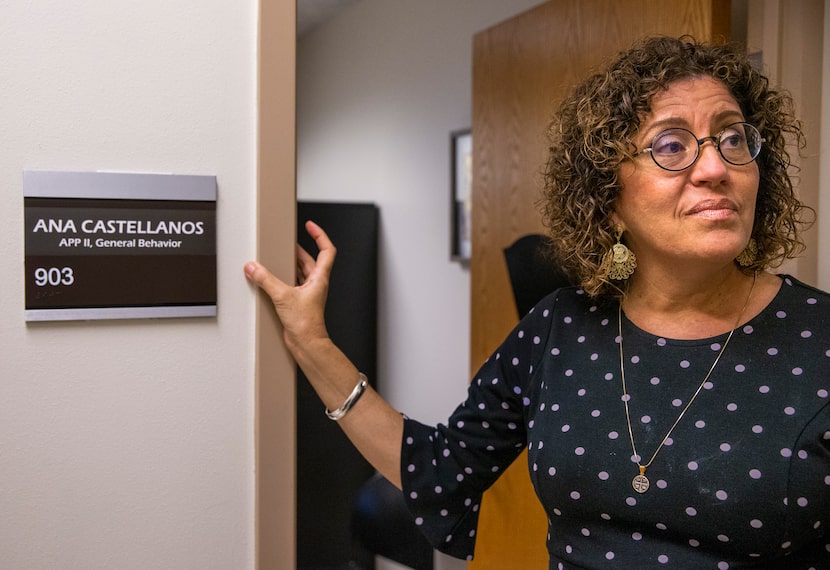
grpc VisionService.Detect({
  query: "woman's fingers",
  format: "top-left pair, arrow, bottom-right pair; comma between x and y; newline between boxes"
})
243,261 -> 287,300
304,220 -> 337,275
245,221 -> 336,291
243,221 -> 336,345
296,245 -> 316,284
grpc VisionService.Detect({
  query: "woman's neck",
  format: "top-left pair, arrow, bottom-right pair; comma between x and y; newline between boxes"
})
620,265 -> 774,340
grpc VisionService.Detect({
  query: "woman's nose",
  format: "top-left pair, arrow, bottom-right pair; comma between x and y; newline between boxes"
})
690,139 -> 729,183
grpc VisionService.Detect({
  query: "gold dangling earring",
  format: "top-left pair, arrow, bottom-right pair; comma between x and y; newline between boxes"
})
607,226 -> 637,280
736,238 -> 758,267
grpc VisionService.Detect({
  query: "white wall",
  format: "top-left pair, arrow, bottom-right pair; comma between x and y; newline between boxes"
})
297,0 -> 543,429
0,2 -> 258,568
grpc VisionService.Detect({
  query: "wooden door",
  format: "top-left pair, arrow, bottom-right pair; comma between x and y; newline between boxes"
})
469,1 -> 731,567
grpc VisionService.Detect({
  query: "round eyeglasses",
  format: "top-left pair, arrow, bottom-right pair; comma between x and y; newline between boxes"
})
639,122 -> 764,172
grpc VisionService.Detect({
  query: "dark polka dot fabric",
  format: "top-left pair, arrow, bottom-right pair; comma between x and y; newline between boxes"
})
401,275 -> 830,568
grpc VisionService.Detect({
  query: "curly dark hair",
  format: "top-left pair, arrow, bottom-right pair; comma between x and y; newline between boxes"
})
540,35 -> 813,298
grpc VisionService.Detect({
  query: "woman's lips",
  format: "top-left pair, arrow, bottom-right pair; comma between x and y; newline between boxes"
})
686,199 -> 738,219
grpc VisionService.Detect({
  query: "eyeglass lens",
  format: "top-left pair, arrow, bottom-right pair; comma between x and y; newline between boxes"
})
648,122 -> 762,171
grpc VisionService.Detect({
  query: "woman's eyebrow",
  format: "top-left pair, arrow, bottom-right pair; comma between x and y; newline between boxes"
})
640,110 -> 746,139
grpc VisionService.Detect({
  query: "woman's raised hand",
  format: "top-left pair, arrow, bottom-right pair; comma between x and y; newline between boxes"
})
244,220 -> 336,351
245,220 -> 404,485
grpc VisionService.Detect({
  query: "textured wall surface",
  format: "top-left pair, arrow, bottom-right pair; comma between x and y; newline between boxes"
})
0,2 -> 259,568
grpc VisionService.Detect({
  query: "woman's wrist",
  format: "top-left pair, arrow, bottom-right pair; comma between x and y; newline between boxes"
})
285,333 -> 333,363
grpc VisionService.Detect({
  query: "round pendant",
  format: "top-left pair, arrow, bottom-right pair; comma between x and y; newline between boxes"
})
632,473 -> 650,493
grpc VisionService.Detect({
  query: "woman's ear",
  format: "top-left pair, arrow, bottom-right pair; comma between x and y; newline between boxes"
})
610,212 -> 623,231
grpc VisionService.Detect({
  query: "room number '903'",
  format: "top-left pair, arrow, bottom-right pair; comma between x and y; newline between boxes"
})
34,267 -> 75,286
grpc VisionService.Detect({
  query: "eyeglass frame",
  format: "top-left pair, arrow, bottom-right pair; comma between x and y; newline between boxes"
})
638,122 -> 765,172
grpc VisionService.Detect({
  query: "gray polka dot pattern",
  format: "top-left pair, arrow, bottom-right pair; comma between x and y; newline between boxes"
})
401,276 -> 830,568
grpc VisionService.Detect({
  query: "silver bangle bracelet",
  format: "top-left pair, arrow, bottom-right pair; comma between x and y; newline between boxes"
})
325,373 -> 368,421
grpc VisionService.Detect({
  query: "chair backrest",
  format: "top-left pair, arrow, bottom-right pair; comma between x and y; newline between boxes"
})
503,233 -> 572,316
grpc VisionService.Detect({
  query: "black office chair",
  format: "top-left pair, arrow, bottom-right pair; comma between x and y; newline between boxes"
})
503,233 -> 572,315
352,473 -> 434,569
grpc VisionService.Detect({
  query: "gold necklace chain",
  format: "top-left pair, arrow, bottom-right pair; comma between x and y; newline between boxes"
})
618,272 -> 757,494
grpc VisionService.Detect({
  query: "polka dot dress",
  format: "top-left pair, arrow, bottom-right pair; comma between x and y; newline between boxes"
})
401,276 -> 830,568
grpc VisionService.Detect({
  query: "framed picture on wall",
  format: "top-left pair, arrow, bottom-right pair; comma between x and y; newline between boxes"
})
451,129 -> 472,262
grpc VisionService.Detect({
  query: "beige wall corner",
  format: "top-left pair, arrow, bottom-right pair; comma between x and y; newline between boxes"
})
821,0 -> 830,290
747,0 -> 825,283
257,1 -> 298,569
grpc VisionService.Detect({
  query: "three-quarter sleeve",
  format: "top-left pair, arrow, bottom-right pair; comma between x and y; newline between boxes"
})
399,294 -> 558,559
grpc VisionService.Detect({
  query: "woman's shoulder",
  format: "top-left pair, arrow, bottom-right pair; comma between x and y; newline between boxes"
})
778,274 -> 830,299
524,285 -> 603,312
519,286 -> 616,330
761,274 -> 830,332
775,274 -> 830,308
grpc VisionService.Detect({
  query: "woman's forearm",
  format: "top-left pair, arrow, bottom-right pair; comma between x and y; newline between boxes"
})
290,336 -> 404,488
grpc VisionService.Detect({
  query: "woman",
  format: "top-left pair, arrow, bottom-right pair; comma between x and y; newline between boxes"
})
245,36 -> 828,568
